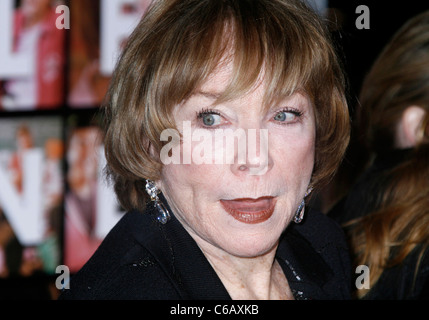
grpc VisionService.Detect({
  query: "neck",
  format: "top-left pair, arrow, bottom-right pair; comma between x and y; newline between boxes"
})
196,239 -> 294,300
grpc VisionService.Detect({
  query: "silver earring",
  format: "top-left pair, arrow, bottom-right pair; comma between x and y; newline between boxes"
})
293,187 -> 313,224
145,180 -> 171,224
293,199 -> 306,224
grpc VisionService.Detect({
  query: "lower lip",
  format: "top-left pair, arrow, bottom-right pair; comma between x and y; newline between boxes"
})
220,197 -> 276,224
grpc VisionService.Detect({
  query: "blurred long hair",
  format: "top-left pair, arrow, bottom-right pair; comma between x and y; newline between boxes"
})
347,11 -> 429,298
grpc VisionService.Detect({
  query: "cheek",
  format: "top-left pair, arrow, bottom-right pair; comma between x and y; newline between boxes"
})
158,162 -> 225,237
293,136 -> 315,165
160,161 -> 224,198
161,133 -> 226,181
271,133 -> 315,179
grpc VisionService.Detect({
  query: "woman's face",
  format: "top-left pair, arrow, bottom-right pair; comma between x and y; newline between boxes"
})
157,62 -> 316,258
21,0 -> 51,20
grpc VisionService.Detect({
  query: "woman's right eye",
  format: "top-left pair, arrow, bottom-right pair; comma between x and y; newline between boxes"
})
197,110 -> 223,127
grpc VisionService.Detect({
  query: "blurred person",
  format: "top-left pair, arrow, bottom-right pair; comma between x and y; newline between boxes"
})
43,138 -> 64,210
39,139 -> 64,274
37,204 -> 61,274
329,11 -> 429,299
0,210 -> 14,278
60,0 -> 351,300
4,125 -> 62,277
64,126 -> 103,272
1,0 -> 65,110
8,124 -> 34,194
68,0 -> 153,107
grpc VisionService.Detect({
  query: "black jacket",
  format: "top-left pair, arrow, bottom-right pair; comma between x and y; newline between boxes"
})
60,200 -> 351,300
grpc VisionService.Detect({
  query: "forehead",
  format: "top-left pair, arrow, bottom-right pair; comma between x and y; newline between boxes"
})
193,58 -> 306,108
198,60 -> 234,94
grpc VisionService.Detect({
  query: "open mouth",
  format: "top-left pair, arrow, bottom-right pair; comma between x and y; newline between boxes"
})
220,196 -> 276,224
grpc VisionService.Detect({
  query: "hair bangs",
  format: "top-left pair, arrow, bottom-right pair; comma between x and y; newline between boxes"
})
150,0 -> 323,116
151,3 -> 267,111
213,0 -> 333,111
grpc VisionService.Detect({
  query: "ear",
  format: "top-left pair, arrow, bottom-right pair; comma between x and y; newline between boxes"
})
396,106 -> 426,148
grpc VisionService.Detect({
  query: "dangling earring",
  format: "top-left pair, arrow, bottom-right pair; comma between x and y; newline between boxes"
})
293,187 -> 313,224
293,199 -> 306,224
145,180 -> 171,224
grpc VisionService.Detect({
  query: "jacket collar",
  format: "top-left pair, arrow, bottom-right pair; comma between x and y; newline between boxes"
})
128,197 -> 231,299
129,197 -> 335,300
276,224 -> 335,299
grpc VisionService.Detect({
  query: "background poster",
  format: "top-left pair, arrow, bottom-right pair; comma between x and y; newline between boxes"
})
0,116 -> 63,278
0,0 -> 150,285
0,0 -> 66,110
68,0 -> 151,107
64,112 -> 124,273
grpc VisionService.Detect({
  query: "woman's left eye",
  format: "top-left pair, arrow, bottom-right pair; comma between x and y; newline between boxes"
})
273,109 -> 302,123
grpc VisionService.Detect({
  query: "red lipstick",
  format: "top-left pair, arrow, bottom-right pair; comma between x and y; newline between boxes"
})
220,196 -> 276,224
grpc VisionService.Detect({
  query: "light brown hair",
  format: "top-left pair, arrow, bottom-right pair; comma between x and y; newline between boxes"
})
348,11 -> 429,298
358,11 -> 429,153
103,0 -> 350,211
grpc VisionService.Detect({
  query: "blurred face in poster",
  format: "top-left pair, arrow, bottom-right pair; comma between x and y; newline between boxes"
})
16,126 -> 33,151
67,127 -> 101,199
64,126 -> 104,271
21,0 -> 52,27
1,0 -> 65,110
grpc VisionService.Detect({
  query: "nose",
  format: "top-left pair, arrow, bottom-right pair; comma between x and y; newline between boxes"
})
230,127 -> 272,176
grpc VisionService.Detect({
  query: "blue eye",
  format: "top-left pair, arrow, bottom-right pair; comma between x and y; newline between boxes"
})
202,114 -> 221,126
273,109 -> 302,123
197,109 -> 223,127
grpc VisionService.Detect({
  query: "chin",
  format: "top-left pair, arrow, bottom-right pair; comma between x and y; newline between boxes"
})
222,232 -> 280,258
213,212 -> 287,258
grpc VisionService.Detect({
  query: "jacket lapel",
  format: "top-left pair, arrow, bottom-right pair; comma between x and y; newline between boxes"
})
276,225 -> 335,300
130,198 -> 231,300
